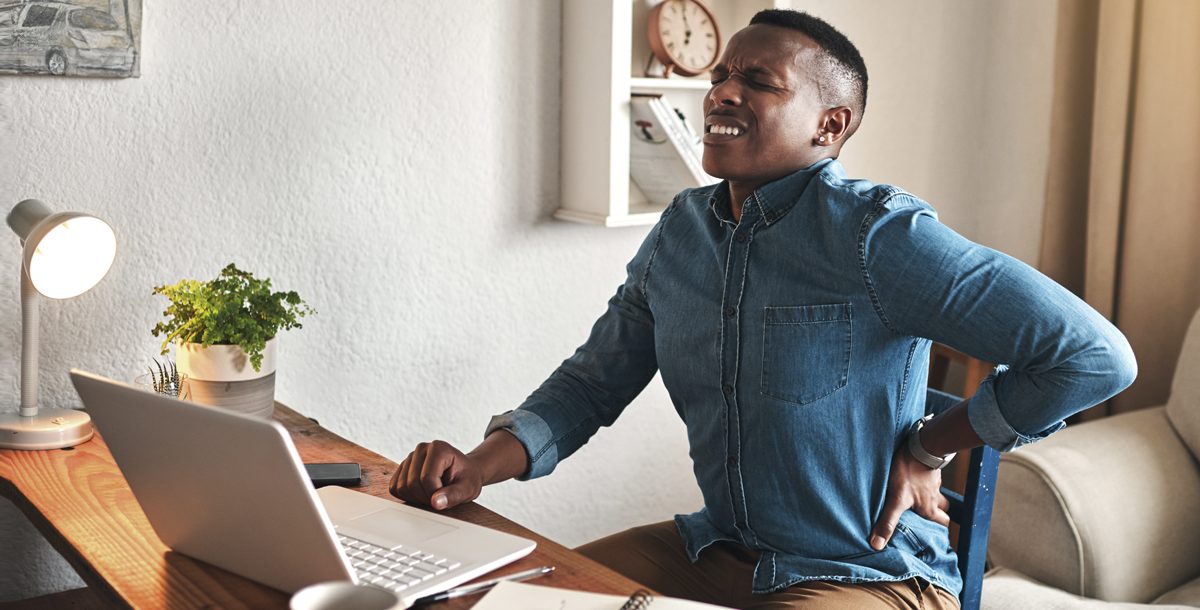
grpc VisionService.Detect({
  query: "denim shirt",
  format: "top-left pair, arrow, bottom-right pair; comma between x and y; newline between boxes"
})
487,159 -> 1136,596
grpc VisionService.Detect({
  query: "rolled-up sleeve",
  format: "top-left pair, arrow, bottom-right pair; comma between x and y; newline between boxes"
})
485,206 -> 667,479
861,196 -> 1137,451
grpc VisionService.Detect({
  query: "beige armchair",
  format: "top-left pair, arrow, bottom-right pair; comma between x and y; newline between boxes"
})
983,308 -> 1200,609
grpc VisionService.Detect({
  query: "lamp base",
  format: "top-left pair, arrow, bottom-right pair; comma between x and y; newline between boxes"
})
0,408 -> 94,450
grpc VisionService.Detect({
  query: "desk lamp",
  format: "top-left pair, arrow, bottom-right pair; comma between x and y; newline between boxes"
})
0,199 -> 116,450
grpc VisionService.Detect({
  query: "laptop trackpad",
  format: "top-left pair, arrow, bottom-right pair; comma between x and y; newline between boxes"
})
339,508 -> 456,550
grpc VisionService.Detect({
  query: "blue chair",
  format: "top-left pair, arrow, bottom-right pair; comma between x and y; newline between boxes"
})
926,388 -> 1001,610
944,442 -> 1000,610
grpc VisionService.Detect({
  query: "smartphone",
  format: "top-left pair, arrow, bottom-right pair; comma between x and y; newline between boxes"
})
304,462 -> 362,488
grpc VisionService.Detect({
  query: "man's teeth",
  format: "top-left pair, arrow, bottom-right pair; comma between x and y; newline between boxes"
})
708,125 -> 741,136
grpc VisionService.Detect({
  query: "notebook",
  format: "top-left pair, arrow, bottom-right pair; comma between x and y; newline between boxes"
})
472,581 -> 732,609
68,369 -> 536,608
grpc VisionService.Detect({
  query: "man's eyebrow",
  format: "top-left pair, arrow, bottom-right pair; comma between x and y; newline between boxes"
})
711,64 -> 778,80
742,66 -> 778,79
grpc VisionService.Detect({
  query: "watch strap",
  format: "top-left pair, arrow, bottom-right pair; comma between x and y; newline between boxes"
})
907,415 -> 954,470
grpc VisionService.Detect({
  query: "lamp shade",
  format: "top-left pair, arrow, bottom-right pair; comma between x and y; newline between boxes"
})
7,199 -> 116,299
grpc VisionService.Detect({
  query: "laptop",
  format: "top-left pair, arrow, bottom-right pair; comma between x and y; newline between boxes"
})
68,369 -> 536,607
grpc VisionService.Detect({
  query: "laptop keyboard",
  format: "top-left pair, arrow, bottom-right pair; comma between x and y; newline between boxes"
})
339,534 -> 462,592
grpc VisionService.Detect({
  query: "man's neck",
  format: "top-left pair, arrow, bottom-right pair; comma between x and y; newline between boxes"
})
725,156 -> 837,222
727,183 -> 754,223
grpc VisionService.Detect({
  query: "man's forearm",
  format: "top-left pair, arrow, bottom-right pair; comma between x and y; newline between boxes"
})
918,399 -> 983,456
467,429 -> 531,485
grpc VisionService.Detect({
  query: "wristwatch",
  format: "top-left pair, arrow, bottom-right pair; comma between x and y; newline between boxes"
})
906,414 -> 955,470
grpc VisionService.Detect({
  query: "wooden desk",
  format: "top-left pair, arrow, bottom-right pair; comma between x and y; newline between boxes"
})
0,404 -> 646,609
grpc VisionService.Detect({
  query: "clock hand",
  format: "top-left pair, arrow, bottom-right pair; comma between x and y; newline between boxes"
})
680,1 -> 692,45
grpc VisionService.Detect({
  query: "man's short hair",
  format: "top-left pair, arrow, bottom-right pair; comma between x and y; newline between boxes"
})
749,9 -> 868,135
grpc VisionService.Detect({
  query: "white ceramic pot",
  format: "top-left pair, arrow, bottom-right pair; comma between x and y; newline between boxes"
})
176,338 -> 277,418
176,338 -> 277,381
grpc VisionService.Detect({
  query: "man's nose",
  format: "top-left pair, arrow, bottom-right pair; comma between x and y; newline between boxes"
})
707,78 -> 743,107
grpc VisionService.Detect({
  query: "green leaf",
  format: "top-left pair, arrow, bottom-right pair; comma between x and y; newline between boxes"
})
150,263 -> 314,371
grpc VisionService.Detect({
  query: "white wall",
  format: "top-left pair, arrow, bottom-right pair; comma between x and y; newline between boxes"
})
0,0 -> 1058,600
790,0 -> 1058,264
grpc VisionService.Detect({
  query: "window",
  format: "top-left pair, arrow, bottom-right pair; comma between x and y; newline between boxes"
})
69,9 -> 118,31
22,5 -> 57,28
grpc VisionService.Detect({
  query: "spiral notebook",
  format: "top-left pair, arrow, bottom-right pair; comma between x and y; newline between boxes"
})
472,581 -> 731,609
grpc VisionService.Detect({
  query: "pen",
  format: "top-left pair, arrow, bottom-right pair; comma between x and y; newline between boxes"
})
411,565 -> 556,606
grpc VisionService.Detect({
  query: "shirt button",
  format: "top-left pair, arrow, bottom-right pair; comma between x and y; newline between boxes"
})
727,456 -> 737,467
724,306 -> 737,317
722,384 -> 733,395
735,233 -> 748,243
736,520 -> 747,529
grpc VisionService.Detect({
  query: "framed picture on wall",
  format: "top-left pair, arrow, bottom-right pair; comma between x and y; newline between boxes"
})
0,0 -> 142,78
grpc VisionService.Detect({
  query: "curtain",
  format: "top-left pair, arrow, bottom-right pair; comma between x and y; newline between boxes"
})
1039,0 -> 1200,419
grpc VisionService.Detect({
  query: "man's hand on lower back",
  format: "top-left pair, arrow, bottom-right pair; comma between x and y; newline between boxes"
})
869,445 -> 951,551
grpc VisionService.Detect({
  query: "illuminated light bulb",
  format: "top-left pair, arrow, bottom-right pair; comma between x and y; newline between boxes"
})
28,217 -> 117,299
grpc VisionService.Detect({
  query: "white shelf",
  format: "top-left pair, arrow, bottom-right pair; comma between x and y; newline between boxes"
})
552,207 -> 664,228
556,0 -> 777,227
630,77 -> 712,93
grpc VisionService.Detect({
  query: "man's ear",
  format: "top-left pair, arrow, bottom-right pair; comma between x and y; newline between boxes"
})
815,106 -> 854,146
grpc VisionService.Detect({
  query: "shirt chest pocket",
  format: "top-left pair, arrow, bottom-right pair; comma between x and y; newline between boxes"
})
760,303 -> 852,406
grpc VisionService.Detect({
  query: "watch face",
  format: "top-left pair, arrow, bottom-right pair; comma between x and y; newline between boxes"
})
654,0 -> 719,76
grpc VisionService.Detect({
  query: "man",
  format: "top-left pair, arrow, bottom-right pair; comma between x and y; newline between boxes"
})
391,9 -> 1136,609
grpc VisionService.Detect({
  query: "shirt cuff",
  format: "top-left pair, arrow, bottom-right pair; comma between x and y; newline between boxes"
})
966,365 -> 1067,452
484,409 -> 558,480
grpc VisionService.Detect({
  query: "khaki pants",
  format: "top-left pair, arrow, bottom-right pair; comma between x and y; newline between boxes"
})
577,521 -> 960,610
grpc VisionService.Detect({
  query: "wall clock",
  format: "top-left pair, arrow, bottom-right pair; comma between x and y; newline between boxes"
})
645,0 -> 721,78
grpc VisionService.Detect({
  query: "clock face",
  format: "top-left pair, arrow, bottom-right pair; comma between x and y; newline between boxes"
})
651,0 -> 720,76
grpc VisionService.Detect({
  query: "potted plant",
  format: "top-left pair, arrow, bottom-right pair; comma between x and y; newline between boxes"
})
152,263 -> 313,417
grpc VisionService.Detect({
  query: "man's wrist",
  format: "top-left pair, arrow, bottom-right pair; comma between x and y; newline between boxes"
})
471,429 -> 530,484
906,415 -> 955,470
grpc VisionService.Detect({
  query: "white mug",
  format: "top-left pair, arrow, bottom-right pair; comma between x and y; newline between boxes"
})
290,581 -> 401,610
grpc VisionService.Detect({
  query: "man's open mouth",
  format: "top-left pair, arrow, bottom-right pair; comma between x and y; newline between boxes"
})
706,124 -> 742,136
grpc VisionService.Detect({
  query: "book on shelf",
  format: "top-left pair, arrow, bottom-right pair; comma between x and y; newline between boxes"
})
629,93 -> 719,208
653,96 -> 702,156
649,96 -> 707,181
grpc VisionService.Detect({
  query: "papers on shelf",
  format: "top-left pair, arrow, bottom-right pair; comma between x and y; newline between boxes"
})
629,93 -> 720,208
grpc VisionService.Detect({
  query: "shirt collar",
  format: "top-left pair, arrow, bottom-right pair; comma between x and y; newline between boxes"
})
708,158 -> 838,227
708,186 -> 737,227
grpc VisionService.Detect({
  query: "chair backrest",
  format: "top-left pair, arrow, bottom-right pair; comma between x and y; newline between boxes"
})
943,444 -> 1001,610
926,388 -> 1001,610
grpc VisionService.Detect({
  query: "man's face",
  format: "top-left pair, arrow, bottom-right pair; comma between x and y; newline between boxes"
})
702,25 -> 827,185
